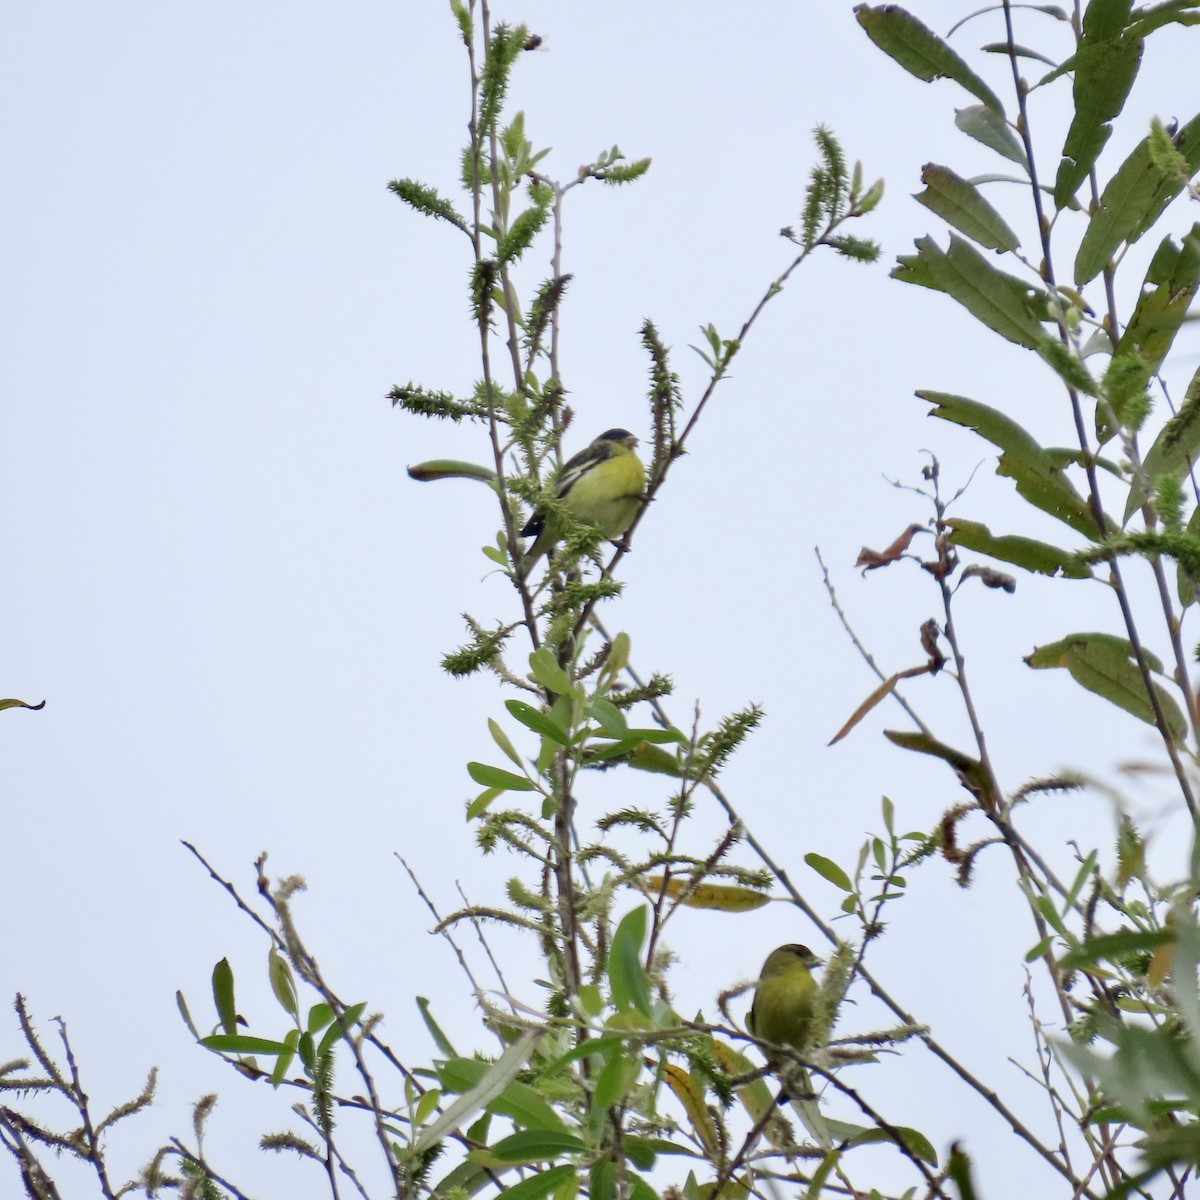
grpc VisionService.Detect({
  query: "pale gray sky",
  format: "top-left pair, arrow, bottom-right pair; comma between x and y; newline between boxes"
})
5,3 -> 1200,1195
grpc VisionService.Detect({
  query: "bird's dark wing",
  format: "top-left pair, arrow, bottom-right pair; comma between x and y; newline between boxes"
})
520,440 -> 614,537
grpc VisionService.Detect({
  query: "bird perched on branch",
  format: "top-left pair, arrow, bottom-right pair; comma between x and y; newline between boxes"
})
749,944 -> 822,1061
518,429 -> 645,578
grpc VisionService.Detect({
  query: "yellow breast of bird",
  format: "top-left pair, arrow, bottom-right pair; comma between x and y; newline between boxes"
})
564,453 -> 645,538
754,974 -> 817,1051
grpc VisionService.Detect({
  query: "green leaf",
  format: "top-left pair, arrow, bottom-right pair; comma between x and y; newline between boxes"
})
212,958 -> 237,1037
488,717 -> 524,768
1116,224 -> 1200,376
893,235 -> 1047,349
506,699 -> 571,746
1075,111 -> 1200,284
884,730 -> 992,801
1026,633 -> 1187,737
297,1030 -> 316,1074
417,996 -> 457,1056
467,761 -> 536,792
268,947 -> 298,1017
494,1166 -> 577,1200
1127,349 -> 1200,523
922,392 -> 1101,538
528,647 -> 580,697
316,1001 -> 366,1058
418,1030 -> 544,1153
406,458 -> 498,484
436,1056 -> 571,1137
1053,32 -> 1142,208
0,697 -> 45,712
954,105 -> 1029,169
804,853 -> 854,892
619,725 -> 688,745
484,1129 -> 587,1164
1059,927 -> 1174,968
307,1002 -> 334,1035
914,164 -> 1020,250
467,787 -> 503,818
1025,935 -> 1054,962
271,1029 -> 299,1086
414,1087 -> 441,1126
609,906 -> 653,1017
1180,497 -> 1200,607
591,1048 -> 641,1116
824,1119 -> 939,1165
175,991 -> 199,1040
947,518 -> 1091,578
200,1034 -> 293,1055
856,5 -> 1004,112
585,698 -> 628,738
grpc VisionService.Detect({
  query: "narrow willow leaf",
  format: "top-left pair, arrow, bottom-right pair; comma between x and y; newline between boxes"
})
307,1003 -> 334,1035
489,718 -> 524,768
639,875 -> 771,912
1127,3 -> 1200,39
856,5 -> 1004,112
884,731 -> 991,799
980,40 -> 1058,67
711,1041 -> 795,1150
827,1120 -> 939,1165
663,1065 -> 722,1160
1059,927 -> 1174,968
1075,111 -> 1200,284
506,699 -> 571,745
417,996 -> 457,1056
176,991 -> 200,1039
922,392 -> 1101,538
467,787 -> 503,818
407,459 -> 498,484
609,906 -> 652,1017
591,1051 -> 641,1116
1179,489 -> 1200,607
1126,343 -> 1200,523
414,1087 -> 442,1127
622,742 -> 686,776
200,1034 -> 293,1055
955,105 -> 1029,169
1053,33 -> 1142,208
1026,633 -> 1187,737
528,647 -> 580,697
268,947 -> 298,1017
893,236 -> 1046,348
914,164 -> 1020,250
438,1053 -> 570,1134
482,1129 -> 588,1164
270,1030 -> 299,1086
494,1166 -> 577,1200
1116,224 -> 1200,376
418,1030 -> 543,1153
212,958 -> 237,1037
316,1001 -> 366,1058
467,761 -> 536,791
947,518 -> 1091,578
805,853 -> 853,892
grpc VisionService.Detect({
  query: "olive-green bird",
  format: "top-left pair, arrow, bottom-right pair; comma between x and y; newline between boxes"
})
749,944 -> 831,1146
748,944 -> 823,1060
518,429 -> 645,578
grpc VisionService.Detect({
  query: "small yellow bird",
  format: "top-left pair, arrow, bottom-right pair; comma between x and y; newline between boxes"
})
518,429 -> 646,578
748,944 -> 823,1060
748,944 -> 833,1148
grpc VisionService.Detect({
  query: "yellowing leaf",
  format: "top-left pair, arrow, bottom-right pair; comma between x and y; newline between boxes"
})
638,875 -> 770,912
